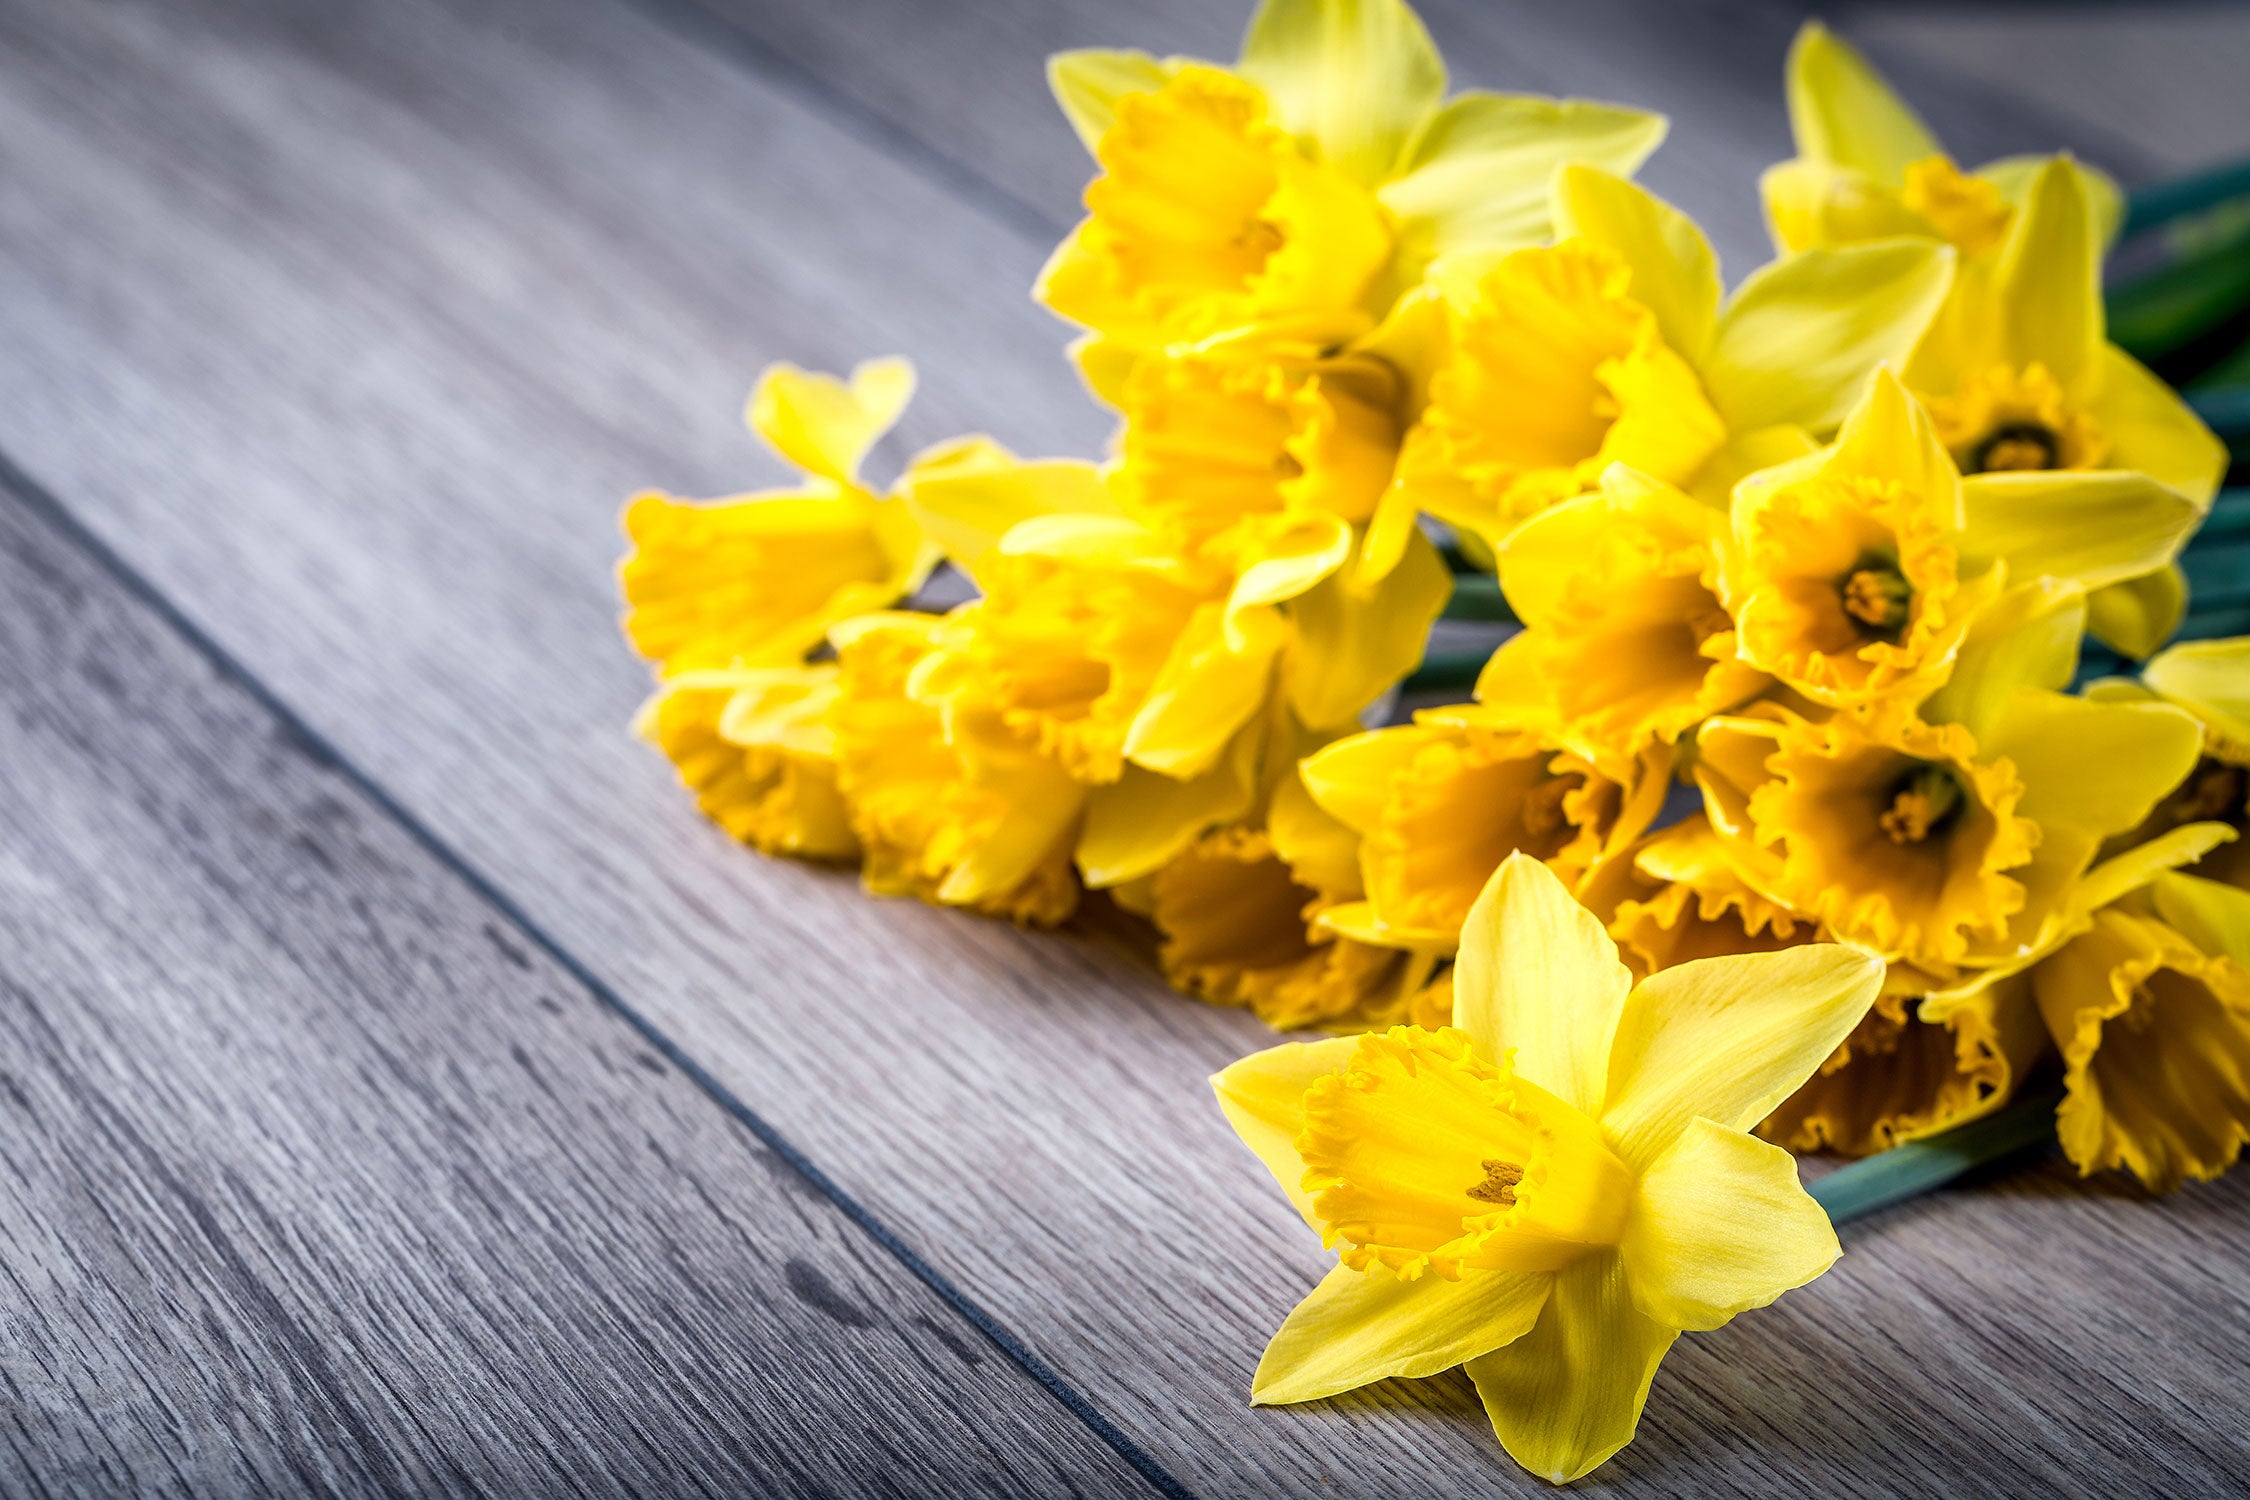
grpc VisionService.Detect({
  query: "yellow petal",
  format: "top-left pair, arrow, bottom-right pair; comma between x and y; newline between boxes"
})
1980,154 -> 2125,248
1268,761 -> 1366,898
1552,165 -> 1720,363
2152,871 -> 2250,968
1235,0 -> 1445,185
1048,48 -> 1174,153
1253,1261 -> 1552,1405
2146,636 -> 2250,744
1992,158 -> 2101,388
1378,96 -> 1669,286
1080,726 -> 1261,887
1958,469 -> 2199,592
1125,605 -> 1284,780
937,752 -> 1087,908
1300,724 -> 1431,834
905,451 -> 1113,587
1464,1251 -> 1678,1484
1212,1035 -> 1361,1222
2091,346 -> 2229,508
747,358 -> 915,485
1759,157 -> 1932,254
1816,364 -> 1962,518
2088,566 -> 2188,662
1600,944 -> 1886,1166
1706,240 -> 1954,434
1285,527 -> 1451,729
1784,22 -> 1940,180
1619,1116 -> 1839,1332
1452,852 -> 1634,1114
1922,579 -> 2086,738
1981,690 -> 2205,842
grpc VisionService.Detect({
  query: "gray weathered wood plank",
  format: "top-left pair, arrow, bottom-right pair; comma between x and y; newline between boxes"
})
4,0 -> 2249,1494
0,472 -> 1162,1496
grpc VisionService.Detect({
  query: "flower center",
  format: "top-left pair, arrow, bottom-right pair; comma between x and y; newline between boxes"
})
1968,422 -> 2062,474
1295,1026 -> 1630,1279
1880,764 -> 1966,845
1900,156 -> 2013,256
1839,555 -> 1913,637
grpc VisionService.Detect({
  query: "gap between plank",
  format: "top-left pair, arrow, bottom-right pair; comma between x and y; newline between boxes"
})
0,444 -> 1200,1500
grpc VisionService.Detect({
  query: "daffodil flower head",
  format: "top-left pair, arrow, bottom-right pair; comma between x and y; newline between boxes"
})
1605,813 -> 1816,978
1375,165 -> 1954,562
2036,876 -> 2250,1192
632,665 -> 857,860
1041,0 -> 1667,348
1477,465 -> 1770,759
1761,21 -> 2125,260
828,612 -> 1081,926
619,359 -> 936,675
1214,853 -> 1884,1481
2092,636 -> 2250,888
1300,708 -> 1671,952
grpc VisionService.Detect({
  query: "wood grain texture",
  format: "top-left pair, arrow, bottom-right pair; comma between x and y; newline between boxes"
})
0,0 -> 2245,1494
0,475 -> 1161,1496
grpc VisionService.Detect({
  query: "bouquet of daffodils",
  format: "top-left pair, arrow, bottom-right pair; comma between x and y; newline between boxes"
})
618,2 -> 2250,1482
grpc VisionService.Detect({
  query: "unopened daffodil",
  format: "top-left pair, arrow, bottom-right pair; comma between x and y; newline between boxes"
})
1042,0 -> 1665,349
1214,853 -> 1883,1481
1373,164 -> 1953,564
620,359 -> 936,674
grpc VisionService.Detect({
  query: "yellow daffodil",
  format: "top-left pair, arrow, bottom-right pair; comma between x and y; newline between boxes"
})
1042,0 -> 1666,349
1725,369 -> 2200,713
1762,23 -> 2124,260
1695,669 -> 2205,972
1476,465 -> 1769,759
632,665 -> 857,860
2093,636 -> 2250,889
1902,160 -> 2228,655
1602,815 -> 1816,979
620,359 -> 936,674
1300,706 -> 1670,952
2035,873 -> 2250,1191
1371,164 -> 1952,562
828,612 -> 1081,926
1213,853 -> 1883,1481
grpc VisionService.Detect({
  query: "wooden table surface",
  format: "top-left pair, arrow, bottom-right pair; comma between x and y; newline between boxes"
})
4,0 -> 2247,1494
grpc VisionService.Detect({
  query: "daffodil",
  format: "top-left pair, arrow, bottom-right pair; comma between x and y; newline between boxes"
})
1724,369 -> 2200,713
2093,636 -> 2250,889
620,359 -> 935,674
1370,164 -> 1952,562
828,612 -> 1080,926
1762,22 -> 2124,260
1042,0 -> 1666,349
1902,160 -> 2228,655
1475,464 -> 1769,759
1602,815 -> 1816,979
1301,706 -> 1671,953
1213,853 -> 1883,1481
632,665 -> 857,860
1695,669 -> 2206,973
2035,873 -> 2250,1191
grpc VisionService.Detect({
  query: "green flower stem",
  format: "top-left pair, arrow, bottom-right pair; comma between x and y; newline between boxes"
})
1440,573 -> 1516,624
1808,1086 -> 2064,1228
2123,159 -> 2250,239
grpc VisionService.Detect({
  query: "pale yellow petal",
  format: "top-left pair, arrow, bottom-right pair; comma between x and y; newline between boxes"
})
2146,636 -> 2250,743
1980,154 -> 2126,248
1981,689 -> 2205,841
2091,346 -> 2229,508
1464,1251 -> 1678,1485
1379,96 -> 1669,281
1958,469 -> 2199,592
1452,852 -> 1634,1113
1760,158 -> 1930,254
1255,1261 -> 1552,1405
1809,364 -> 1962,519
2088,566 -> 2188,662
1993,158 -> 2101,387
1619,1117 -> 1839,1332
748,359 -> 915,484
1921,578 -> 2086,738
1706,240 -> 1954,434
2152,872 -> 2250,968
1048,48 -> 1174,153
905,452 -> 1113,586
1552,164 -> 1721,363
1213,1037 -> 1363,1222
1784,21 -> 1939,179
1600,945 -> 1885,1166
1236,0 -> 1446,184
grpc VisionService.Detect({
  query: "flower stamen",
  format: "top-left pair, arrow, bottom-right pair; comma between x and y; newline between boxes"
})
1968,422 -> 2062,474
1840,557 -> 1913,636
1880,764 -> 1966,845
